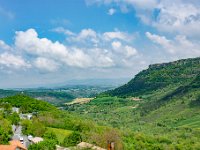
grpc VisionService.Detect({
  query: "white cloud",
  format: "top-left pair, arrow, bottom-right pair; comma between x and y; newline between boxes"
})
67,28 -> 98,44
153,1 -> 200,36
52,27 -> 75,36
0,40 -> 12,51
0,52 -> 30,69
15,28 -> 69,59
63,48 -> 93,68
103,30 -> 134,42
0,28 -> 141,75
52,27 -> 134,43
86,0 -> 200,36
111,41 -> 122,50
15,29 -> 117,69
123,0 -> 158,10
146,32 -> 200,57
108,8 -> 116,15
124,45 -> 138,57
34,57 -> 59,72
146,32 -> 173,53
111,41 -> 138,58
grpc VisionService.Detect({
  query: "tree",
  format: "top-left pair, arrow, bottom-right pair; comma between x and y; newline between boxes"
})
28,140 -> 57,150
21,119 -> 32,135
21,119 -> 46,136
0,117 -> 12,144
43,130 -> 58,144
0,126 -> 9,144
8,112 -> 20,125
62,131 -> 82,147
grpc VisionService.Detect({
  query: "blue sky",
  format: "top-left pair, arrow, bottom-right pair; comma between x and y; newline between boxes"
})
0,0 -> 200,88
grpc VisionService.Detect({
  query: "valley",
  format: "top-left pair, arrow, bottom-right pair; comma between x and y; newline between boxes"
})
1,57 -> 200,149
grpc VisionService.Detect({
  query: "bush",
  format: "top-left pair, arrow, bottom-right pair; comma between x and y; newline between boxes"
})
28,139 -> 57,150
62,131 -> 82,147
43,130 -> 58,144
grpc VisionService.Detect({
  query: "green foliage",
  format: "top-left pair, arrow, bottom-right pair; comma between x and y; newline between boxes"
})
0,103 -> 12,114
0,94 -> 56,113
7,112 -> 20,125
46,127 -> 72,144
107,57 -> 200,97
43,130 -> 58,144
66,96 -> 139,128
28,139 -> 57,150
0,126 -> 9,144
66,57 -> 200,149
62,131 -> 82,147
0,115 -> 12,144
21,118 -> 46,137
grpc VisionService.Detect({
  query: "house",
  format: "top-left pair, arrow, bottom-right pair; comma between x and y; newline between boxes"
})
12,107 -> 20,114
0,140 -> 27,150
77,142 -> 106,150
30,137 -> 44,144
19,113 -> 32,120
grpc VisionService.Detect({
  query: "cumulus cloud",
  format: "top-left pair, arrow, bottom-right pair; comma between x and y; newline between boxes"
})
0,28 -> 141,74
33,57 -> 59,72
146,32 -> 200,57
15,28 -> 114,69
111,41 -> 138,57
124,46 -> 138,57
15,29 -> 69,59
146,32 -> 172,53
53,27 -> 135,43
86,0 -> 200,36
153,1 -> 200,36
0,40 -> 12,51
68,28 -> 98,44
0,52 -> 30,69
112,41 -> 122,50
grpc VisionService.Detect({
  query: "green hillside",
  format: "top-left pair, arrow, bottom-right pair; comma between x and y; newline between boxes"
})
107,57 -> 200,97
0,95 -> 123,149
1,57 -> 200,149
0,89 -> 75,106
67,57 -> 200,149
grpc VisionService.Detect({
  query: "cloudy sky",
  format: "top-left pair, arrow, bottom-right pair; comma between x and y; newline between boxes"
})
0,0 -> 200,88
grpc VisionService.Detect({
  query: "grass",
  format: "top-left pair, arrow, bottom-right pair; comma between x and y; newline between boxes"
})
47,127 -> 73,143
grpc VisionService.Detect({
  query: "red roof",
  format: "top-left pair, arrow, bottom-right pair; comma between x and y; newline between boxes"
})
0,145 -> 18,150
0,140 -> 27,150
10,140 -> 27,150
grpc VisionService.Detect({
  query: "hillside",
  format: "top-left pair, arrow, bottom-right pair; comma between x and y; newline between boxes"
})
107,57 -> 200,97
1,57 -> 200,149
67,57 -> 200,149
0,85 -> 111,106
0,89 -> 74,106
0,95 -> 123,149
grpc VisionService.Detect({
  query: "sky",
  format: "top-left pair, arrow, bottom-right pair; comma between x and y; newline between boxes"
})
0,0 -> 200,88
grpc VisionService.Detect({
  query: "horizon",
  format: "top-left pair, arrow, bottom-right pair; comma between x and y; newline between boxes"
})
1,0 -> 200,88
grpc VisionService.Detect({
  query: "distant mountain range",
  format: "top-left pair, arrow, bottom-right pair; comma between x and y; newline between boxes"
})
62,78 -> 130,87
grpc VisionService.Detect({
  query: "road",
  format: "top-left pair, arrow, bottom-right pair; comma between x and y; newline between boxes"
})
12,125 -> 31,148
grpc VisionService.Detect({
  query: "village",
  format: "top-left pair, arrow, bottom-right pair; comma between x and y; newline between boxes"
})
0,106 -> 109,150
